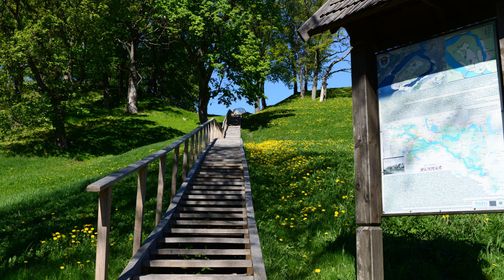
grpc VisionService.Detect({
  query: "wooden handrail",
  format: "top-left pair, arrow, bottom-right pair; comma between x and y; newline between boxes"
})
87,118 -> 224,280
86,119 -> 216,193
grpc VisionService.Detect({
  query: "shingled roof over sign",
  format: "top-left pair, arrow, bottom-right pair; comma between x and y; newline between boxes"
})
298,0 -> 390,41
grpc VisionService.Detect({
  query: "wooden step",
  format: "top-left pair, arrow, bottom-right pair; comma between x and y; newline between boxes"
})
196,175 -> 243,179
185,195 -> 243,200
172,220 -> 246,226
189,190 -> 244,195
197,171 -> 243,176
178,213 -> 244,219
191,185 -> 244,191
179,207 -> 244,212
163,237 -> 247,244
150,259 -> 252,268
155,248 -> 251,256
140,274 -> 253,280
181,200 -> 243,206
170,228 -> 247,235
191,181 -> 243,186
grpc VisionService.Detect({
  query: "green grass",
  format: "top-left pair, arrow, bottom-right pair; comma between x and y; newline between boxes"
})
0,95 -> 216,278
242,88 -> 504,280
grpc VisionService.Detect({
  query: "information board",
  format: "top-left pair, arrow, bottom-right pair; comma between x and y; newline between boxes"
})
377,22 -> 504,215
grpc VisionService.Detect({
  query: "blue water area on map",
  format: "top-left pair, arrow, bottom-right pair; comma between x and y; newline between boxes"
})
397,121 -> 487,176
378,48 -> 435,97
378,30 -> 493,98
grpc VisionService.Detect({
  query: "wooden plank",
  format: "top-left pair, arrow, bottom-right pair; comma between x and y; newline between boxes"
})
191,185 -> 244,191
179,207 -> 244,212
132,166 -> 148,256
94,188 -> 112,280
155,155 -> 166,226
171,146 -> 179,197
181,200 -> 243,206
140,274 -> 253,280
150,259 -> 252,268
240,146 -> 267,280
356,226 -> 384,280
189,190 -> 244,195
192,180 -> 244,186
170,228 -> 247,235
178,213 -> 244,219
163,237 -> 247,244
172,220 -> 246,226
185,195 -> 243,200
351,44 -> 382,225
182,139 -> 189,181
155,248 -> 250,256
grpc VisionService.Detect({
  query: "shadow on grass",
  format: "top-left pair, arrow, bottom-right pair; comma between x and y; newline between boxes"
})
241,109 -> 295,132
2,118 -> 184,158
0,167 -> 170,278
298,231 -> 487,280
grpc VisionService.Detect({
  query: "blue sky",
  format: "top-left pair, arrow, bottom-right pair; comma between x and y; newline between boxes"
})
208,70 -> 352,116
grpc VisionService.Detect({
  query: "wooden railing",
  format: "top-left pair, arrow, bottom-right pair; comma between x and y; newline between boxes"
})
86,119 -> 224,280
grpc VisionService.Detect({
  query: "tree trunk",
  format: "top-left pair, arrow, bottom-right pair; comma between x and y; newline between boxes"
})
102,75 -> 112,109
255,99 -> 261,113
197,61 -> 212,123
293,78 -> 298,96
259,80 -> 266,109
126,39 -> 139,114
320,80 -> 327,102
299,66 -> 305,98
311,50 -> 320,100
29,58 -> 67,149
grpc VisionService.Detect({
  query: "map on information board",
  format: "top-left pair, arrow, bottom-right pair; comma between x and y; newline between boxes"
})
377,22 -> 504,215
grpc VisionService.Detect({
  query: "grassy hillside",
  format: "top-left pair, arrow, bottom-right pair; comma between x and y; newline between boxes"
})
0,95 -> 207,279
242,89 -> 504,280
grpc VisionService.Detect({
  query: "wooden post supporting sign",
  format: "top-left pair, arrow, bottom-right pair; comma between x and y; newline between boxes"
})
351,41 -> 384,280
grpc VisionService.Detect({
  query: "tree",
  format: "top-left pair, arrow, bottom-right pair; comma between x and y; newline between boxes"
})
157,0 -> 271,122
319,30 -> 351,101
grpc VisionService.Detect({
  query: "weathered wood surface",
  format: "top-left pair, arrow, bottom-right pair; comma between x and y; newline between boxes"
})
119,122 -> 266,279
351,43 -> 384,280
356,226 -> 384,280
351,44 -> 382,225
87,119 -> 216,193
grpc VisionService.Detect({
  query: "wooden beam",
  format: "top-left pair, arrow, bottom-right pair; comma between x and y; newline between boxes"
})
155,155 -> 166,226
356,226 -> 384,280
94,188 -> 112,280
351,42 -> 384,280
132,166 -> 147,256
171,146 -> 179,197
351,44 -> 382,225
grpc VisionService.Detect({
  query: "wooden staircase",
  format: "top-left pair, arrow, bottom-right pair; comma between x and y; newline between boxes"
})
119,123 -> 266,280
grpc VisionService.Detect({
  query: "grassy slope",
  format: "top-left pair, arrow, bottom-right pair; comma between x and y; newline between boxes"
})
242,89 -> 504,280
0,99 -> 207,278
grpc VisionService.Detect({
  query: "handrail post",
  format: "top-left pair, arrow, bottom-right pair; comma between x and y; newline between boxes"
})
95,188 -> 112,280
182,139 -> 189,181
155,155 -> 166,226
132,166 -> 147,256
171,146 -> 179,197
190,134 -> 196,165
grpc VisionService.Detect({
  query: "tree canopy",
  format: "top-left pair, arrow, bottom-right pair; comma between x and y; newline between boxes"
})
0,0 -> 350,149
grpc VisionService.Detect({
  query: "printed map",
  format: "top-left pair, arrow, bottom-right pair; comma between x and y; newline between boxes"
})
377,23 -> 504,214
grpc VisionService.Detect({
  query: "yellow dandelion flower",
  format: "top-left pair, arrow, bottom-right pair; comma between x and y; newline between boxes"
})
314,268 -> 321,273
60,266 -> 65,270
